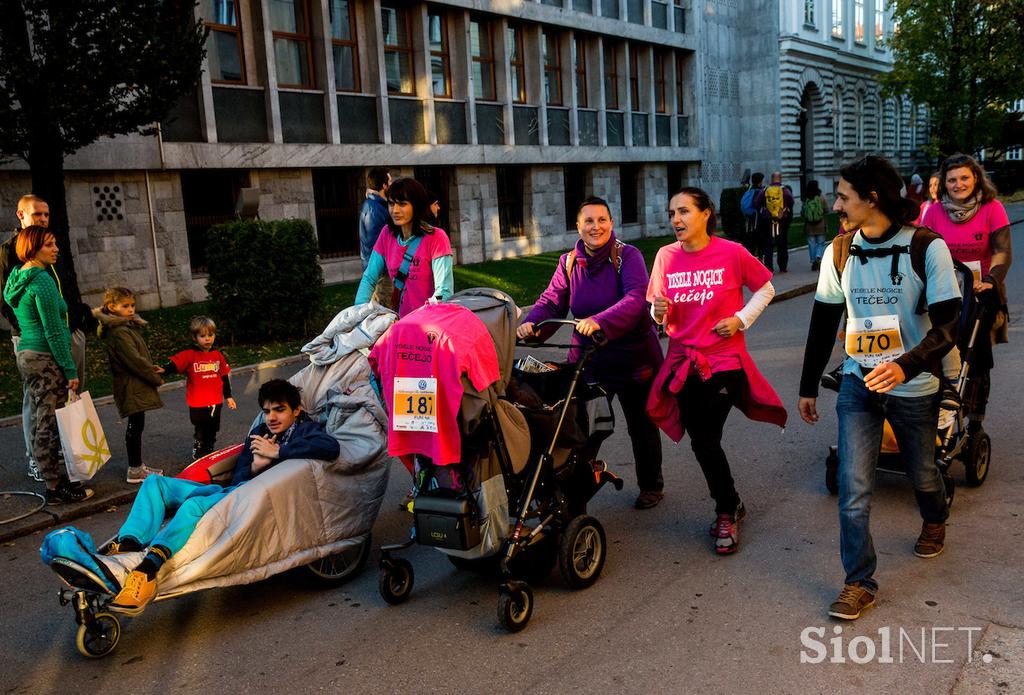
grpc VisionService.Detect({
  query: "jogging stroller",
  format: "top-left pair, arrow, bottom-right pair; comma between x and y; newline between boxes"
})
821,260 -> 992,506
40,303 -> 394,658
374,288 -> 622,632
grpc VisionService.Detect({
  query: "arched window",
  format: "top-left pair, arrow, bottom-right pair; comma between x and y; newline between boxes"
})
854,92 -> 864,149
833,87 -> 843,150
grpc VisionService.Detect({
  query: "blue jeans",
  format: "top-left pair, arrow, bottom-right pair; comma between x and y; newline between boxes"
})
118,476 -> 234,557
807,234 -> 826,262
835,375 -> 948,593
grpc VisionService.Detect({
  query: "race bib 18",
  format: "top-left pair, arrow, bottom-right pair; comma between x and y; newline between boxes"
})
392,377 -> 438,432
845,315 -> 905,368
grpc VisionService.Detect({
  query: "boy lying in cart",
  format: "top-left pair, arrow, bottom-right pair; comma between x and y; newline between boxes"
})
105,379 -> 340,616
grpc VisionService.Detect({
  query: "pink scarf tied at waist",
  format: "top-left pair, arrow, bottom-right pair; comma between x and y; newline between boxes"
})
646,340 -> 788,443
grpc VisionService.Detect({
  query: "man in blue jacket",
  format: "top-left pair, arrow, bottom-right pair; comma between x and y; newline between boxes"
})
359,167 -> 391,269
106,379 -> 340,615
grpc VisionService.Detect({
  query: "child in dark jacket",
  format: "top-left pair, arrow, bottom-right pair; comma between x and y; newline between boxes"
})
94,288 -> 164,484
157,316 -> 236,460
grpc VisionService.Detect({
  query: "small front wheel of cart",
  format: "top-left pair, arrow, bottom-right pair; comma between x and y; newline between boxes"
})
825,447 -> 839,495
943,474 -> 955,510
558,515 -> 607,590
378,558 -> 414,605
964,430 -> 991,487
306,534 -> 372,586
75,611 -> 120,659
497,581 -> 534,633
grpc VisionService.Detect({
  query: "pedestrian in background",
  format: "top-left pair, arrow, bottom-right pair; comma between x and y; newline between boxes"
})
93,287 -> 165,484
359,167 -> 391,270
753,171 -> 794,272
740,172 -> 765,254
801,179 -> 828,271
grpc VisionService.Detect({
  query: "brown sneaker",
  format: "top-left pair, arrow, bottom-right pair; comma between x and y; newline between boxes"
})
109,570 -> 158,616
914,522 -> 945,558
828,583 -> 876,620
634,490 -> 664,509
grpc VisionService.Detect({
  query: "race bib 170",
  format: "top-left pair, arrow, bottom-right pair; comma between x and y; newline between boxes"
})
845,315 -> 905,368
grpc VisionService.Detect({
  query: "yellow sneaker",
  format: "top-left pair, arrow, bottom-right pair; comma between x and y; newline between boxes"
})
109,571 -> 158,616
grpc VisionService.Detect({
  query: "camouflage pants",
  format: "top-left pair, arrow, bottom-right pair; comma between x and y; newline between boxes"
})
15,351 -> 68,484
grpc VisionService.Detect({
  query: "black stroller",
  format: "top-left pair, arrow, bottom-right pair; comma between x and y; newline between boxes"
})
376,289 -> 622,632
822,260 -> 993,505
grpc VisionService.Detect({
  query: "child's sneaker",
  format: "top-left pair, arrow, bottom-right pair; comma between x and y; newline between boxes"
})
27,459 -> 43,482
109,570 -> 158,616
126,466 -> 164,484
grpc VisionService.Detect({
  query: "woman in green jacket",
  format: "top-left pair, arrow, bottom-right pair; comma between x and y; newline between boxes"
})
3,226 -> 93,504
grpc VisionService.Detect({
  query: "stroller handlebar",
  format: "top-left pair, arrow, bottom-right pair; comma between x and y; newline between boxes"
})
518,318 -> 607,348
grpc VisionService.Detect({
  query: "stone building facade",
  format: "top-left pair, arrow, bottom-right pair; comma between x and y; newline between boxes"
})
0,0 -> 928,309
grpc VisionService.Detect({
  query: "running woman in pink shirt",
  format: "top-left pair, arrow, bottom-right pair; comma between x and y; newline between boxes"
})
646,187 -> 787,555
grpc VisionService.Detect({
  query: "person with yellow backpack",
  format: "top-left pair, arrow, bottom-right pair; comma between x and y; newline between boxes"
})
753,171 -> 795,272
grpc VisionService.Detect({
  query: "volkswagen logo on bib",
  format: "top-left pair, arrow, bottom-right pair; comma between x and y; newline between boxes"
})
418,379 -> 428,390
864,319 -> 873,330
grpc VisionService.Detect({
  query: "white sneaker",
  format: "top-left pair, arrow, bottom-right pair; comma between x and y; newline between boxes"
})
126,465 -> 164,484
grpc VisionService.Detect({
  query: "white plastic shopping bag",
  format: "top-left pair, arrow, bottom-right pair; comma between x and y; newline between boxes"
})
55,391 -> 111,482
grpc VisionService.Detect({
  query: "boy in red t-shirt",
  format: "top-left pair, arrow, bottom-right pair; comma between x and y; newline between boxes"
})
156,316 -> 236,459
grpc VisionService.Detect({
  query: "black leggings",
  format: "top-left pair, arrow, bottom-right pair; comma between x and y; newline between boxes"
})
126,412 -> 145,469
676,369 -> 746,514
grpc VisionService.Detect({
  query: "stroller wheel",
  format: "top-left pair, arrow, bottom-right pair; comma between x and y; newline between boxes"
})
75,612 -> 120,659
378,558 -> 414,605
964,430 -> 991,487
497,581 -> 534,633
825,447 -> 839,496
558,515 -> 607,590
305,534 -> 372,586
943,474 -> 955,511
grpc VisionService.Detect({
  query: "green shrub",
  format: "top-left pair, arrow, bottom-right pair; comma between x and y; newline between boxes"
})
205,218 -> 324,343
718,186 -> 748,246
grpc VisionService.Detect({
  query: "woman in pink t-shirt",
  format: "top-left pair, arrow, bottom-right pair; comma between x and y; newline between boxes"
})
921,153 -> 1012,429
355,177 -> 454,317
646,187 -> 787,555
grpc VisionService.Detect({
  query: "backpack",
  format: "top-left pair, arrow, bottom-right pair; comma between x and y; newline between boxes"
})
740,188 -> 758,218
802,196 -> 824,224
832,227 -> 940,315
764,185 -> 786,221
564,239 -> 625,285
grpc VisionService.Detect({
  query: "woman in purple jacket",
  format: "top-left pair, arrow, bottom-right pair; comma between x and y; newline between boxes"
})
517,196 -> 665,509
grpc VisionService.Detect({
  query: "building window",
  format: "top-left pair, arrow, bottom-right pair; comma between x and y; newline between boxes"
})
564,165 -> 589,230
803,0 -> 815,26
601,0 -> 620,19
854,92 -> 864,148
832,0 -> 844,38
508,24 -> 526,104
382,3 -> 415,95
604,43 -> 620,109
312,168 -> 363,259
470,20 -> 496,102
271,0 -> 315,88
854,0 -> 865,43
675,52 -> 685,113
619,164 -> 639,224
1007,146 -> 1023,161
573,0 -> 594,11
673,0 -> 686,32
496,167 -> 525,239
329,0 -> 359,92
428,12 -> 451,97
833,88 -> 843,149
654,51 -> 668,113
201,0 -> 245,84
182,170 -> 251,273
543,31 -> 562,106
628,45 -> 640,112
651,0 -> 668,29
574,36 -> 588,108
874,2 -> 885,43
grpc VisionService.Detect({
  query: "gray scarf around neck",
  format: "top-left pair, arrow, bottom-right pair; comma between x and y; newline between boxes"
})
941,194 -> 982,223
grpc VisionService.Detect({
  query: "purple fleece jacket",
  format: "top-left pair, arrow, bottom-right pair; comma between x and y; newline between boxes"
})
525,232 -> 663,388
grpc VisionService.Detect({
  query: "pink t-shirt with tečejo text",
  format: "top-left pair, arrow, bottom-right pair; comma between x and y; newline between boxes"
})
373,227 -> 454,317
369,303 -> 499,466
921,199 -> 1010,276
646,236 -> 772,373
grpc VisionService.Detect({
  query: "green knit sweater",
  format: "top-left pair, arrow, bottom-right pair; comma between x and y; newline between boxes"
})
3,265 -> 77,379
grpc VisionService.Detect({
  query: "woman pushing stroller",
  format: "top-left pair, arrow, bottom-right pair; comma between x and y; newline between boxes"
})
517,196 -> 666,509
646,187 -> 787,555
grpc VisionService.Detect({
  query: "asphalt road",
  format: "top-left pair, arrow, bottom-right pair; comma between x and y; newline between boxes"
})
1,261 -> 1022,694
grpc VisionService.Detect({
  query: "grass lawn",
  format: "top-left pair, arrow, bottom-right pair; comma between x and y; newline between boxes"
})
0,217 -> 838,418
